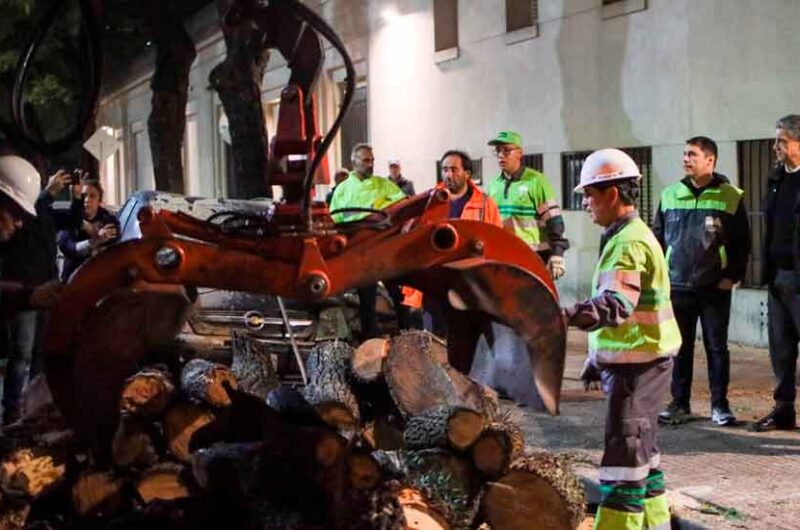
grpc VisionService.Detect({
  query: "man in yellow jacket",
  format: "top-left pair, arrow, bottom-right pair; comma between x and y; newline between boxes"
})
329,143 -> 407,337
564,149 -> 680,530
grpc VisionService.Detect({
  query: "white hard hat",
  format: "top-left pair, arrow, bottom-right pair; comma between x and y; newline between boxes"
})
574,148 -> 641,192
0,155 -> 40,217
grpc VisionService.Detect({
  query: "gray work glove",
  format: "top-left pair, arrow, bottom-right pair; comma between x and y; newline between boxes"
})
547,255 -> 566,280
579,357 -> 602,392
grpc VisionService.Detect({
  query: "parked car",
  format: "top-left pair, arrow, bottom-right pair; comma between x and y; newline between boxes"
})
116,190 -> 354,375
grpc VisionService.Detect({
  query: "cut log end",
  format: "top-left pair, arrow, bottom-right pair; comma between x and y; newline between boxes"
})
119,366 -> 176,417
446,409 -> 484,451
136,463 -> 191,504
398,487 -> 451,530
348,452 -> 381,490
483,454 -> 587,530
352,337 -> 389,382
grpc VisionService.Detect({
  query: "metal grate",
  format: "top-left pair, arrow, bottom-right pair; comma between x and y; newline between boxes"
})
561,147 -> 654,224
522,153 -> 543,172
506,0 -> 538,33
737,138 -> 775,288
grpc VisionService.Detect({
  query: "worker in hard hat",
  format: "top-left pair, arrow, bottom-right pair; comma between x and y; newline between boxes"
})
0,155 -> 67,424
564,149 -> 681,530
487,131 -> 569,280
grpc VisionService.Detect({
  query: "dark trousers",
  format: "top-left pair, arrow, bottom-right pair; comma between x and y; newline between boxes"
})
597,358 -> 672,514
670,288 -> 732,408
2,310 -> 46,416
768,270 -> 800,408
357,282 -> 411,339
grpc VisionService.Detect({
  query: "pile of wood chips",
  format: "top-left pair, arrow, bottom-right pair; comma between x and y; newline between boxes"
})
0,330 -> 586,530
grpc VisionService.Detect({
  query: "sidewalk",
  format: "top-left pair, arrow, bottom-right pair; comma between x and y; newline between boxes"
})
514,331 -> 800,530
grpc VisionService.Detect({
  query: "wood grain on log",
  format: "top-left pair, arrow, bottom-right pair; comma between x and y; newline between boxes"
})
0,447 -> 66,498
471,421 -> 525,480
120,365 -> 176,417
164,402 -> 215,463
180,358 -> 238,408
71,470 -> 125,517
483,453 -> 587,530
351,337 -> 389,383
135,463 -> 192,504
384,334 -> 458,418
404,406 -> 485,452
397,486 -> 450,530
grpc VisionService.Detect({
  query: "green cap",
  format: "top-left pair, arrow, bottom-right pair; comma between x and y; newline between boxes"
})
487,130 -> 522,148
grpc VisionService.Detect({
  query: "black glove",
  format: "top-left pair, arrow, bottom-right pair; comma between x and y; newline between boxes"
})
580,357 -> 602,392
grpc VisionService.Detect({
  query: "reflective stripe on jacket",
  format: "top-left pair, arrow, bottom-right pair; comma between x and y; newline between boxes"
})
329,172 -> 405,223
589,217 -> 681,364
653,176 -> 748,289
486,167 -> 567,255
458,180 -> 503,228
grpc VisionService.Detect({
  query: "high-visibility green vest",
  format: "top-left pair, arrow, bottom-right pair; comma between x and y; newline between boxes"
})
329,172 -> 405,223
589,217 -> 681,364
487,167 -> 561,252
658,180 -> 744,289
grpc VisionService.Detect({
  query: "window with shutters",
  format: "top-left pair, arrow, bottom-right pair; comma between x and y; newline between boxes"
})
737,139 -> 775,288
522,153 -> 543,172
561,146 -> 653,224
433,0 -> 458,53
506,0 -> 537,32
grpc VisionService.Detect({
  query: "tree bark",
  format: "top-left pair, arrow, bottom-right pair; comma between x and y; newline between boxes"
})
119,365 -> 176,417
143,0 -> 196,193
403,406 -> 485,452
180,358 -> 238,408
231,331 -> 279,398
210,0 -> 271,199
303,341 -> 360,429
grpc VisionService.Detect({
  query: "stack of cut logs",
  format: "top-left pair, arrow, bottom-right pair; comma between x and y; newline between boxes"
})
0,330 -> 586,530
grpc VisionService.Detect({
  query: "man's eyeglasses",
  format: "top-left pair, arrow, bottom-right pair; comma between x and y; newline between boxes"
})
494,147 -> 519,158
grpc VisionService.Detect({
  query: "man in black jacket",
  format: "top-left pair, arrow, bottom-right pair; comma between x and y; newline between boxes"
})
752,115 -> 800,432
0,156 -> 67,424
652,136 -> 750,426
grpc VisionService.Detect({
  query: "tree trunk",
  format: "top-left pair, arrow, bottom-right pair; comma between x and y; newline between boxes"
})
482,453 -> 587,530
384,333 -> 459,418
163,402 -> 216,463
180,358 -> 238,408
303,341 -> 359,429
143,0 -> 196,193
119,365 -> 176,417
210,0 -> 271,199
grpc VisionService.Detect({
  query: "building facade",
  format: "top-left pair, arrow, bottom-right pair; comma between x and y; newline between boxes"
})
94,0 -> 800,347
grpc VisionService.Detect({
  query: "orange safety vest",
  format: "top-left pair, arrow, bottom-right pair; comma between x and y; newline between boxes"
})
401,182 -> 502,308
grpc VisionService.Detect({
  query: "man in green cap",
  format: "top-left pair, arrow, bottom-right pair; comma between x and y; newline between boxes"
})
487,131 -> 569,279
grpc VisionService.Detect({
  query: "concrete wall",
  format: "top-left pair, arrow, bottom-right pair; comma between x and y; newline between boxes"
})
94,0 -> 800,347
366,0 -> 800,346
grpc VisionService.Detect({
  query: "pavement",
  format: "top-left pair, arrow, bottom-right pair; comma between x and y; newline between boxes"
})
512,331 -> 800,530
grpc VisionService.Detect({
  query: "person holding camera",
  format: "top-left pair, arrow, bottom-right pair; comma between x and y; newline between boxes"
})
57,177 -> 119,281
0,158 -> 79,424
